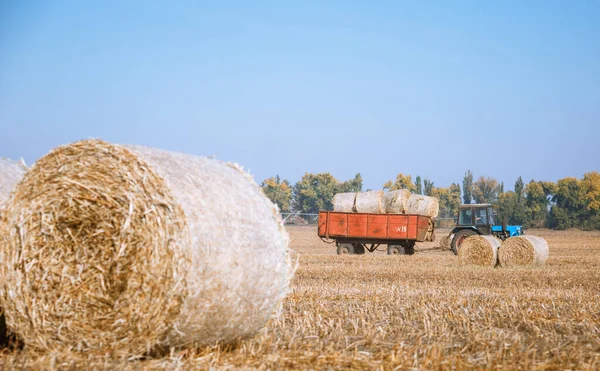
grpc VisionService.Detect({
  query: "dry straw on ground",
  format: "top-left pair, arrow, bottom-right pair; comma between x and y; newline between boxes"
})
405,194 -> 439,218
458,235 -> 501,267
383,189 -> 411,214
498,235 -> 549,267
355,190 -> 384,213
0,140 -> 292,356
332,192 -> 356,212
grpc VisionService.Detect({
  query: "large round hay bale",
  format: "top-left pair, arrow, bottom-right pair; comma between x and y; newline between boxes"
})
405,194 -> 439,217
498,235 -> 549,267
383,189 -> 411,214
333,192 -> 357,212
458,235 -> 500,267
0,140 -> 292,356
355,190 -> 384,213
0,159 -> 26,208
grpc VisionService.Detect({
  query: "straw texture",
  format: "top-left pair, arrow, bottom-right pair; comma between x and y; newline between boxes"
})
0,140 -> 292,356
383,189 -> 411,214
405,194 -> 439,218
355,190 -> 384,213
458,235 -> 501,267
333,192 -> 357,212
498,235 -> 549,267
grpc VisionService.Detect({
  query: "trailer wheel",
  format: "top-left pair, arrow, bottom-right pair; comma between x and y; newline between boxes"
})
337,243 -> 354,255
451,229 -> 477,255
353,243 -> 365,255
387,245 -> 406,255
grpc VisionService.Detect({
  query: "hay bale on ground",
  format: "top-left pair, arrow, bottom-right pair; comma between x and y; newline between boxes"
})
355,190 -> 384,213
458,235 -> 501,267
0,139 -> 292,356
0,158 -> 26,348
405,194 -> 439,218
498,235 -> 549,267
333,192 -> 357,212
383,189 -> 411,214
0,159 -> 26,208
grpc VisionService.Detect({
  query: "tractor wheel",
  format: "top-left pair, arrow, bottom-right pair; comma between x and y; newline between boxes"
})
353,243 -> 365,255
387,244 -> 406,255
337,243 -> 355,255
451,229 -> 477,255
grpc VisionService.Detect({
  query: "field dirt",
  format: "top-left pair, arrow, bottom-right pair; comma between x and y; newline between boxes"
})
1,226 -> 599,370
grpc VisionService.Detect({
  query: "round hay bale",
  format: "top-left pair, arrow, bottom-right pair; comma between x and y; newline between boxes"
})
0,140 -> 292,356
498,235 -> 549,267
405,194 -> 439,218
383,189 -> 411,214
458,235 -> 501,267
333,192 -> 357,212
355,190 -> 384,214
0,159 -> 26,208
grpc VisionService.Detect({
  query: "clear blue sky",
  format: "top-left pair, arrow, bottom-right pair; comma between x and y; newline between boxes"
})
1,1 -> 598,191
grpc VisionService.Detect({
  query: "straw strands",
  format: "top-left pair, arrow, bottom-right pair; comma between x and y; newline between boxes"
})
458,235 -> 501,267
0,140 -> 292,356
333,192 -> 357,212
498,235 -> 549,267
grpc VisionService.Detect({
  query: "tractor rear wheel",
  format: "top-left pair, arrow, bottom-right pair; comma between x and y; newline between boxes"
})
337,243 -> 354,255
451,229 -> 477,255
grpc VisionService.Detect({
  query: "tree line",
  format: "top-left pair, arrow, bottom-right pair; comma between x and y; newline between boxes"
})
261,171 -> 600,230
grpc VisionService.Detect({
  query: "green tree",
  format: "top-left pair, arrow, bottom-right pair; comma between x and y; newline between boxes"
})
495,191 -> 518,225
511,176 -> 527,225
293,173 -> 363,214
472,176 -> 500,204
462,170 -> 473,204
383,173 -> 416,192
549,177 -> 585,230
339,173 -> 363,193
415,176 -> 422,195
261,175 -> 293,212
580,172 -> 600,229
431,183 -> 461,218
525,180 -> 549,228
423,179 -> 434,196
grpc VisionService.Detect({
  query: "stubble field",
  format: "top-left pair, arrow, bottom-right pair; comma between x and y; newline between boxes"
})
1,226 -> 599,370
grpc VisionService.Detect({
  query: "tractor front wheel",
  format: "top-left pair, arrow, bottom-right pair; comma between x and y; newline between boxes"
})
387,245 -> 406,255
451,229 -> 477,255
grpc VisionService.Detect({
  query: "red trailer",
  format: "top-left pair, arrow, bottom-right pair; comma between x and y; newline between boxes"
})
318,211 -> 435,255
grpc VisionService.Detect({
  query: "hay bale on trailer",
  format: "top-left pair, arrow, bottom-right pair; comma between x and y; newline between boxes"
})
405,194 -> 439,218
498,235 -> 549,267
0,140 -> 292,356
458,235 -> 501,267
355,190 -> 385,214
333,192 -> 357,212
383,189 -> 411,214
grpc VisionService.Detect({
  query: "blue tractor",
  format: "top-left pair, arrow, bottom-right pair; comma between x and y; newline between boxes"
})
449,203 -> 523,255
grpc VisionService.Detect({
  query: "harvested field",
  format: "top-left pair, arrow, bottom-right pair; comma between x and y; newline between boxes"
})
1,227 -> 599,369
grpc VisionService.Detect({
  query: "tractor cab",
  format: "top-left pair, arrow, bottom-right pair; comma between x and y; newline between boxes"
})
450,204 -> 523,255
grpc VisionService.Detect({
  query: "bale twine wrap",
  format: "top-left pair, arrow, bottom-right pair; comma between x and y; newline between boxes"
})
498,235 -> 549,267
383,189 -> 411,214
458,235 -> 501,267
355,190 -> 384,214
333,192 -> 357,212
0,139 -> 292,355
405,194 -> 439,218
